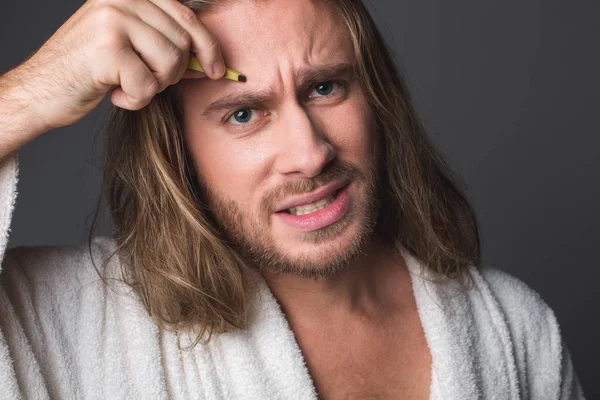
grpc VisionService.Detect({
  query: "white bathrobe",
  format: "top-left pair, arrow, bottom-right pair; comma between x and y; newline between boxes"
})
0,154 -> 585,399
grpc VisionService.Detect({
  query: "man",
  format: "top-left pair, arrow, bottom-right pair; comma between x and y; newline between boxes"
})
0,0 -> 584,398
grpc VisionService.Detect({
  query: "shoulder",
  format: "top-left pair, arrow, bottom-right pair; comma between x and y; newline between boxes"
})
0,237 -> 124,313
472,267 -> 584,398
476,267 -> 558,331
0,236 -> 150,340
2,236 -> 119,285
0,238 -> 170,397
472,266 -> 561,354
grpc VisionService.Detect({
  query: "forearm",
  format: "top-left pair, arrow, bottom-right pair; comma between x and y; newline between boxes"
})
0,66 -> 49,160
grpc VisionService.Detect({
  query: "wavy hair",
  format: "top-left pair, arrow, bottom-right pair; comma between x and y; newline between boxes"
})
92,0 -> 481,343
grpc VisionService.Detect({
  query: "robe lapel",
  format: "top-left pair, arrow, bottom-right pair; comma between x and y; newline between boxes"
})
404,250 -> 521,400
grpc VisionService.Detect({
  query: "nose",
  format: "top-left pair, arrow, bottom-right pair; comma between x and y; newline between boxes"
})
273,104 -> 336,178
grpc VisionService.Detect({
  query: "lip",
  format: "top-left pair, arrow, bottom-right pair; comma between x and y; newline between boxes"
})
275,183 -> 351,232
275,180 -> 351,213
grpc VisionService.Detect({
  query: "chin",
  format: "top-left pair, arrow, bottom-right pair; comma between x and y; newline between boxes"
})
263,212 -> 374,277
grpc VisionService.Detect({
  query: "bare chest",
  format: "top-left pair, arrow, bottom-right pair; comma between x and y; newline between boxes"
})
294,314 -> 432,400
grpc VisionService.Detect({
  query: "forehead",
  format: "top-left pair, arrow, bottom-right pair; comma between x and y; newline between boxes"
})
200,0 -> 354,81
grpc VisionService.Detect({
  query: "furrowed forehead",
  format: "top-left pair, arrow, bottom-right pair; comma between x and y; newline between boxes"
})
200,62 -> 354,116
179,0 -> 356,114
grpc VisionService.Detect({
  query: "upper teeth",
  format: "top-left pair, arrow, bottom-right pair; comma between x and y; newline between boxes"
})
288,194 -> 336,216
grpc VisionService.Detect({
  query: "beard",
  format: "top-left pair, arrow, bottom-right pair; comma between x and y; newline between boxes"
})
197,158 -> 382,281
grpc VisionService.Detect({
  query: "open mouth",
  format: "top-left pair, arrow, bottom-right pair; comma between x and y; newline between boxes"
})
274,184 -> 351,232
278,186 -> 346,215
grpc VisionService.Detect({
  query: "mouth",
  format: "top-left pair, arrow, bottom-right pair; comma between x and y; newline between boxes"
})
274,180 -> 351,214
276,186 -> 346,215
274,183 -> 351,232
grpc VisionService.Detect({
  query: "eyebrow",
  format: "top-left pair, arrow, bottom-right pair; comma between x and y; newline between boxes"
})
201,62 -> 354,116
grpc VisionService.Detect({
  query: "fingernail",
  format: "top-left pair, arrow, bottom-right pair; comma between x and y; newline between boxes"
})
212,61 -> 225,77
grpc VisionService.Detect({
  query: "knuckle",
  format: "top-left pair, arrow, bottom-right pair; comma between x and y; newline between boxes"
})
91,0 -> 113,8
168,64 -> 185,85
170,48 -> 185,66
92,5 -> 122,26
144,77 -> 159,95
155,68 -> 177,89
162,42 -> 184,70
94,30 -> 124,53
177,5 -> 198,24
177,27 -> 192,50
165,40 -> 182,59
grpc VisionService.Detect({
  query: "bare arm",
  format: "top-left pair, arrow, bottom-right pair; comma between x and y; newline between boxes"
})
0,65 -> 50,160
0,0 -> 227,161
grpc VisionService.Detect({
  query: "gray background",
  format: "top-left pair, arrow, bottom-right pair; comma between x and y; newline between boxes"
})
1,0 -> 598,395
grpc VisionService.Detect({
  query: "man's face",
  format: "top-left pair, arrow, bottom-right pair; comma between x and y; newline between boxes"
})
178,0 -> 381,279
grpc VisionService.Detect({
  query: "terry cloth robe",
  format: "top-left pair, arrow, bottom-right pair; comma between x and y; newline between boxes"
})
0,153 -> 585,399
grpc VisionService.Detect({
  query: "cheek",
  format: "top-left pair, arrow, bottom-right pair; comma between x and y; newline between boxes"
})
317,96 -> 376,161
185,131 -> 271,212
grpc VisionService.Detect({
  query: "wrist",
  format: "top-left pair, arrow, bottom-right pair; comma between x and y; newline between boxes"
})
0,66 -> 52,138
0,67 -> 52,158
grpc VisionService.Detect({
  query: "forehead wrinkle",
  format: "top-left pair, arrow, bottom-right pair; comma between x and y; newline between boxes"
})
201,62 -> 355,116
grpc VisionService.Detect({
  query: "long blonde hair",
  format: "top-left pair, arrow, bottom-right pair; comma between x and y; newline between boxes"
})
92,0 -> 480,343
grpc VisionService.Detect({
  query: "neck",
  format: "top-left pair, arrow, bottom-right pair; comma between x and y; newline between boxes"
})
260,237 -> 413,326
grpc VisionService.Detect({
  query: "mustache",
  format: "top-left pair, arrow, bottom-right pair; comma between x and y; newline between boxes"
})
261,161 -> 364,215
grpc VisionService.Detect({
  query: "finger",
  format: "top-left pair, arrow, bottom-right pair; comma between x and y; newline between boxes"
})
146,0 -> 225,80
111,47 -> 158,110
123,0 -> 192,52
123,13 -> 185,91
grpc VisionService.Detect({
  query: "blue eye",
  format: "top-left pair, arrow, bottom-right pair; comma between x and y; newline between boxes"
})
314,82 -> 334,96
228,108 -> 255,125
309,81 -> 345,98
223,81 -> 346,128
